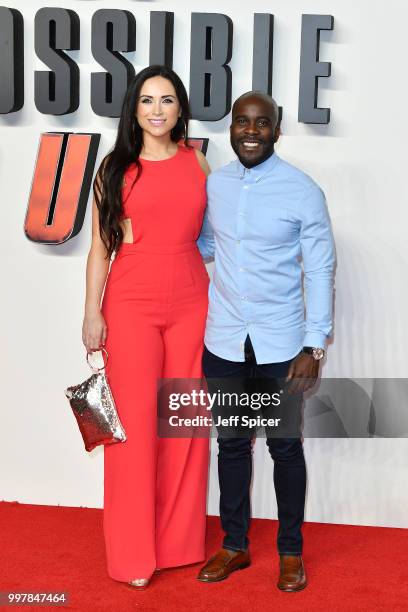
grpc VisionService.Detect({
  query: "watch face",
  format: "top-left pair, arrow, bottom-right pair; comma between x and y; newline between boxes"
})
312,348 -> 325,361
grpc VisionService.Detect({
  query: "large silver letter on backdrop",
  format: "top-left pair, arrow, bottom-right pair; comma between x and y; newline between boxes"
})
149,11 -> 174,68
91,9 -> 136,118
34,7 -> 80,115
189,13 -> 233,121
252,13 -> 274,95
0,7 -> 24,114
298,14 -> 334,124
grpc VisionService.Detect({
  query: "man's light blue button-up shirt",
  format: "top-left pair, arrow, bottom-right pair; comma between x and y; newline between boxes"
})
197,152 -> 335,364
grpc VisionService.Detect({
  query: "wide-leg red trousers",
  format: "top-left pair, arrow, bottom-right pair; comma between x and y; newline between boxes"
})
101,242 -> 209,581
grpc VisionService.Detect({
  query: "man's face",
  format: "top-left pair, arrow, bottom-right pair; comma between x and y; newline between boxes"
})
230,96 -> 279,168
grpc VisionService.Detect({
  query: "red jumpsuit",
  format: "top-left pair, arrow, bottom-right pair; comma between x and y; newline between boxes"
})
101,146 -> 210,581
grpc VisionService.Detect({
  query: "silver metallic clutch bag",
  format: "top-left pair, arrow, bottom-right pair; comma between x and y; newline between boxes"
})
65,348 -> 127,452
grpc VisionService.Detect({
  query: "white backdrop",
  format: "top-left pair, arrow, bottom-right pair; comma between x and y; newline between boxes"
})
1,0 -> 407,528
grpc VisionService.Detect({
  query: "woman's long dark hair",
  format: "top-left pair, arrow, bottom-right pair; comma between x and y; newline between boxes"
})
94,65 -> 191,259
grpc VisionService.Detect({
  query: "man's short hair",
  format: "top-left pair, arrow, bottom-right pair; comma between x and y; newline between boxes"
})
232,91 -> 280,127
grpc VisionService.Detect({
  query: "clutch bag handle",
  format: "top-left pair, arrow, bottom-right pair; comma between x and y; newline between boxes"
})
86,347 -> 109,372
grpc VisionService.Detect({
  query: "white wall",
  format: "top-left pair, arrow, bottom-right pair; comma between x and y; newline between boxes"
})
1,0 -> 407,528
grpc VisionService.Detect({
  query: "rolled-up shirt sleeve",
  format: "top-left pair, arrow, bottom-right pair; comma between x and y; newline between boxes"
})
298,185 -> 336,349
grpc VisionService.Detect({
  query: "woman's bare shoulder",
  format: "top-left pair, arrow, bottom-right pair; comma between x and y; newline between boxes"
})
193,147 -> 211,176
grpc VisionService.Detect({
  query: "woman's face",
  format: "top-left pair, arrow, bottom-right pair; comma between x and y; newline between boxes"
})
136,76 -> 181,139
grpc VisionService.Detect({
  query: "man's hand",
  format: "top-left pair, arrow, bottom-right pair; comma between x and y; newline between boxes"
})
285,352 -> 320,394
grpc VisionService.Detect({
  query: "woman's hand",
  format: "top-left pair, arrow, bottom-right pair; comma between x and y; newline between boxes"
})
82,310 -> 107,353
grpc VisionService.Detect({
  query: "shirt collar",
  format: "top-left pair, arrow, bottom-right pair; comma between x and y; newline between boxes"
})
236,151 -> 279,182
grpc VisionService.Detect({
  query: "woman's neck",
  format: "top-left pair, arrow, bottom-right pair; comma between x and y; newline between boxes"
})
140,132 -> 178,160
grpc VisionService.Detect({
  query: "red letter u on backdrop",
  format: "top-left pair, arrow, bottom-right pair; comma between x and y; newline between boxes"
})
24,132 -> 100,244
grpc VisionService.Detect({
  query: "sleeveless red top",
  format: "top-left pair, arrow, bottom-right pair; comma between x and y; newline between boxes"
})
120,145 -> 207,247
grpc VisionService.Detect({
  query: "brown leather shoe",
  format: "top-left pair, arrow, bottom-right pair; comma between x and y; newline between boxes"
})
197,548 -> 250,583
277,555 -> 307,592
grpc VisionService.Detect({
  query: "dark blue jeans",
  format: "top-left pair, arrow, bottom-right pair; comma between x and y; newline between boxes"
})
203,336 -> 306,555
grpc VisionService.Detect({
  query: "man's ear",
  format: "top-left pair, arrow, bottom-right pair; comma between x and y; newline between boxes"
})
274,124 -> 281,143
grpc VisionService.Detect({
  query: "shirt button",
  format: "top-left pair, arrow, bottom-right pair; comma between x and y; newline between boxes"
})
241,296 -> 247,300
243,185 -> 249,190
239,267 -> 244,272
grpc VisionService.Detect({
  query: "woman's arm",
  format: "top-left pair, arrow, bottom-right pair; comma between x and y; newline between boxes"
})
194,148 -> 215,262
194,148 -> 211,177
82,175 -> 110,352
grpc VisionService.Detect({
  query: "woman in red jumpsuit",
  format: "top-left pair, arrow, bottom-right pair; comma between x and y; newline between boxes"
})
82,65 -> 212,588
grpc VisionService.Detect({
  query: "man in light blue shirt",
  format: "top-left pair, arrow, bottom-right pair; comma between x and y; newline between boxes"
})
197,92 -> 335,591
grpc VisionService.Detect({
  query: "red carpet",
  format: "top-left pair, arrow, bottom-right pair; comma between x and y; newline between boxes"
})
0,501 -> 406,611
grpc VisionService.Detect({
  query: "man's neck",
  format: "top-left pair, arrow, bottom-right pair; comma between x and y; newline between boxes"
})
239,149 -> 275,170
